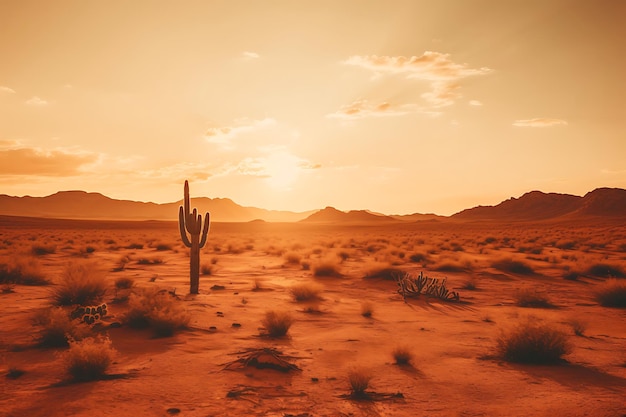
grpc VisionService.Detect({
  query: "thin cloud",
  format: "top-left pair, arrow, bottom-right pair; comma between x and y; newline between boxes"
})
0,86 -> 16,94
327,99 -> 421,120
25,96 -> 48,106
512,118 -> 568,127
343,52 -> 492,108
469,100 -> 483,106
0,144 -> 98,176
204,118 -> 276,145
242,51 -> 260,60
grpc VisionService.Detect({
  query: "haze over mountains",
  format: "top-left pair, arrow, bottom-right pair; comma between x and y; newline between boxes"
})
0,188 -> 624,223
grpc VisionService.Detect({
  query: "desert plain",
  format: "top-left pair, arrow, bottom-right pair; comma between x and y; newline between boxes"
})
1,215 -> 625,417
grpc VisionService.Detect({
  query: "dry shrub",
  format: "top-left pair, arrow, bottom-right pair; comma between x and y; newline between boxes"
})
515,288 -> 554,308
312,257 -> 342,277
595,279 -> 626,307
64,336 -> 116,381
31,244 -> 56,256
392,345 -> 414,365
125,288 -> 190,337
586,263 -> 625,278
567,318 -> 587,336
461,277 -> 478,290
200,263 -> 213,275
114,276 -> 134,290
261,310 -> 293,338
52,261 -> 107,306
34,307 -> 90,347
136,257 -> 163,265
347,367 -> 372,398
289,282 -> 323,302
497,318 -> 571,363
363,262 -> 403,280
0,257 -> 48,285
492,257 -> 534,275
283,251 -> 302,265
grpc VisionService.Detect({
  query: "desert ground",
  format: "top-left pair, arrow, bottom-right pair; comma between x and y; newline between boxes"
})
1,215 -> 625,417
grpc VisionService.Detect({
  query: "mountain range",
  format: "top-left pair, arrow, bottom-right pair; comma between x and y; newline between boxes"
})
0,187 -> 624,223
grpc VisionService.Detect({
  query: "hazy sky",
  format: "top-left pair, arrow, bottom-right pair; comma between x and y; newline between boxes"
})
1,1 -> 625,215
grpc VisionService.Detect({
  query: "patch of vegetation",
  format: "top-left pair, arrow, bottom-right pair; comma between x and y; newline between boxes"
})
64,336 -> 116,381
31,244 -> 56,256
261,310 -> 293,338
586,263 -> 625,278
392,345 -> 414,365
396,271 -> 460,302
492,258 -> 534,275
0,258 -> 48,285
515,288 -> 554,308
289,282 -> 323,302
200,263 -> 213,275
347,367 -> 372,399
114,276 -> 135,290
360,301 -> 374,318
34,307 -> 90,347
595,279 -> 626,308
312,258 -> 342,277
496,318 -> 571,364
52,261 -> 107,306
125,288 -> 190,337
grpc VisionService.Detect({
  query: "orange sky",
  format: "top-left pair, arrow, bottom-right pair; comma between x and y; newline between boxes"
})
1,1 -> 625,215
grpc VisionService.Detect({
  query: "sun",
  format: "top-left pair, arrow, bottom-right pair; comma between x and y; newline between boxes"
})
263,151 -> 302,190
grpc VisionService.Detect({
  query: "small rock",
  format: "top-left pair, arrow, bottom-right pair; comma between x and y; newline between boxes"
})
232,323 -> 241,328
166,408 -> 180,414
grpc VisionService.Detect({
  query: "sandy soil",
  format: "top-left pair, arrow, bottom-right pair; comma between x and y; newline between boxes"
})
1,217 -> 625,416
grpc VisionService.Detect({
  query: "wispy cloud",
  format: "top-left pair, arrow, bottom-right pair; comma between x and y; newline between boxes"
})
0,86 -> 16,94
469,100 -> 483,106
204,118 -> 276,146
25,96 -> 48,106
0,143 -> 98,176
512,118 -> 568,127
343,52 -> 492,108
327,99 -> 437,120
242,51 -> 260,60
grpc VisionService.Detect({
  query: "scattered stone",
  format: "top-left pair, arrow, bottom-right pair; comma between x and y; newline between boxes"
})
166,408 -> 181,414
211,285 -> 225,290
232,323 -> 241,328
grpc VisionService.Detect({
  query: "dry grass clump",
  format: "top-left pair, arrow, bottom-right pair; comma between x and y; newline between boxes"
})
594,279 -> 626,307
515,288 -> 554,308
64,336 -> 116,381
52,261 -> 107,306
492,257 -> 534,275
283,251 -> 302,265
34,307 -> 90,347
312,257 -> 342,277
392,345 -> 414,365
566,318 -> 588,336
363,262 -> 403,280
114,276 -> 135,290
289,282 -> 324,302
0,257 -> 48,285
585,263 -> 625,278
125,288 -> 191,337
261,310 -> 293,338
200,262 -> 213,275
347,367 -> 372,398
497,318 -> 571,364
31,244 -> 56,256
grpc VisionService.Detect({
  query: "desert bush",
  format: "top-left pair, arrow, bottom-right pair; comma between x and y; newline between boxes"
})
586,263 -> 625,278
154,243 -> 172,251
0,258 -> 48,285
461,277 -> 478,290
114,276 -> 135,290
360,301 -> 374,318
31,244 -> 56,256
347,367 -> 372,398
125,288 -> 190,337
52,261 -> 107,306
363,263 -> 403,280
126,243 -> 143,249
492,258 -> 534,275
514,288 -> 554,308
312,257 -> 342,277
261,310 -> 293,338
34,307 -> 90,347
64,336 -> 116,381
595,279 -> 626,307
283,251 -> 302,265
408,252 -> 429,263
200,263 -> 213,275
289,282 -> 323,302
496,318 -> 571,363
567,318 -> 587,336
136,257 -> 163,265
392,345 -> 414,365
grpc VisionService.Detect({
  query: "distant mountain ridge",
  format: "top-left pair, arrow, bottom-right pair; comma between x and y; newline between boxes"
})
452,188 -> 626,221
0,187 -> 624,223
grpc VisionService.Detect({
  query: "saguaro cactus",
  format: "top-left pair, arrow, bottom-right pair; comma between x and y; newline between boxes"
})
178,180 -> 210,294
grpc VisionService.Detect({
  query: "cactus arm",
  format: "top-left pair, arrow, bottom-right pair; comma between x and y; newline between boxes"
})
184,180 -> 190,217
178,206 -> 192,247
199,212 -> 210,247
